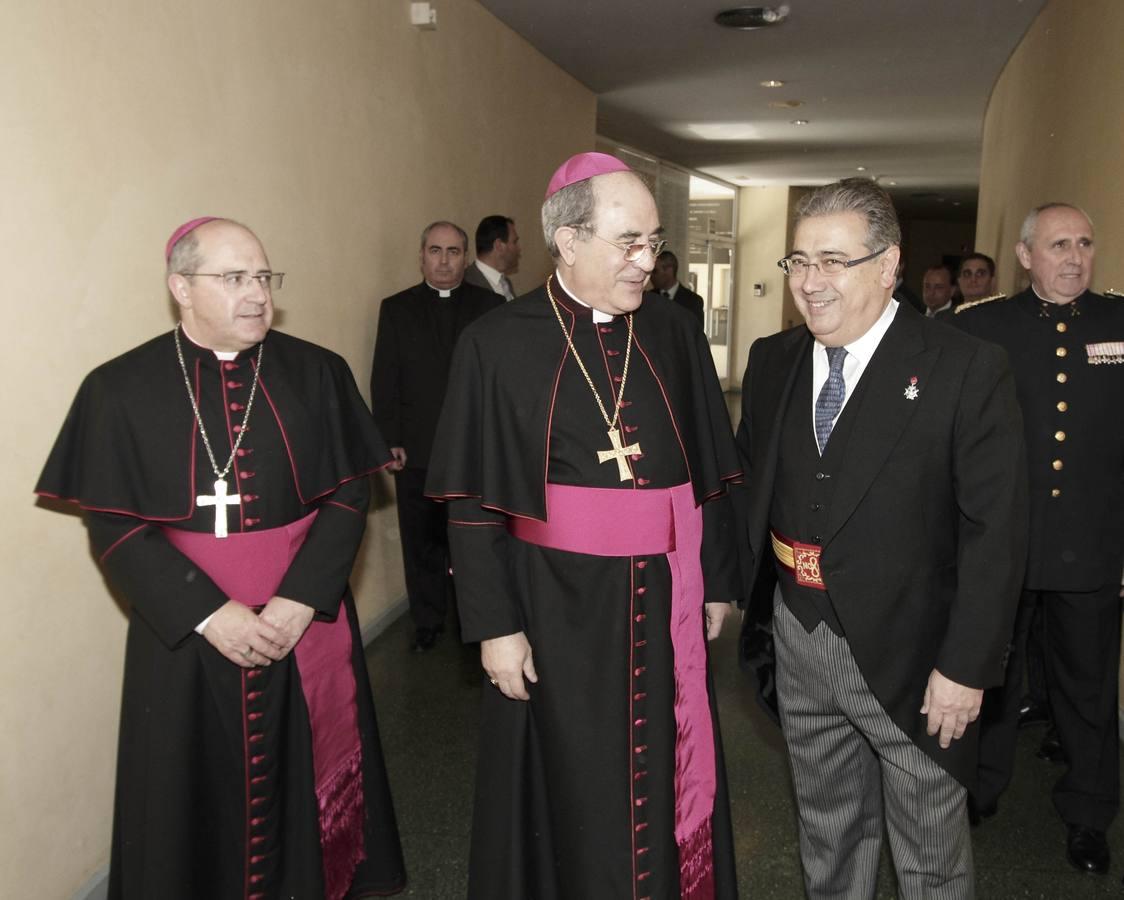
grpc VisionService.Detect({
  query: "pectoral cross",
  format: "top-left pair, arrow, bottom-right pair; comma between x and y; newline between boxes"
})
597,427 -> 642,482
197,478 -> 241,538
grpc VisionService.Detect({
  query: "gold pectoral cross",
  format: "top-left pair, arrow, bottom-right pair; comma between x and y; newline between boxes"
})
597,427 -> 642,482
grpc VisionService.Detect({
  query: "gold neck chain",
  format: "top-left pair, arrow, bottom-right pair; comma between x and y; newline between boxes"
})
546,276 -> 634,431
173,324 -> 263,481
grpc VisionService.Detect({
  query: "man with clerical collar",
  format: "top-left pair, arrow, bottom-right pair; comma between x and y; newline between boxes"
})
922,262 -> 957,317
958,251 -> 999,305
954,203 -> 1124,877
370,221 -> 502,652
464,214 -> 521,300
426,153 -> 741,898
737,178 -> 1027,898
650,248 -> 705,326
36,217 -> 406,899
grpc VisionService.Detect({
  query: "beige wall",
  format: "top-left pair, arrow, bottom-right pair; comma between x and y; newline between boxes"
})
977,0 -> 1124,294
731,186 -> 791,384
0,2 -> 595,896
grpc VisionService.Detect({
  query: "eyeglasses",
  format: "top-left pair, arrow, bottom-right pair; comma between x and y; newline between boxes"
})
182,271 -> 285,292
777,246 -> 888,277
591,233 -> 667,262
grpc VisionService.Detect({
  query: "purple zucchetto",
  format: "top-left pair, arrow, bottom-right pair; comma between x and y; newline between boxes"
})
165,216 -> 221,262
545,152 -> 632,199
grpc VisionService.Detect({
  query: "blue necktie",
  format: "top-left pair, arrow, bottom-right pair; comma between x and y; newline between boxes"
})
815,346 -> 848,454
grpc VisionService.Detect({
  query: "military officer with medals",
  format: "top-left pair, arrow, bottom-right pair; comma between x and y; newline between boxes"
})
954,203 -> 1124,877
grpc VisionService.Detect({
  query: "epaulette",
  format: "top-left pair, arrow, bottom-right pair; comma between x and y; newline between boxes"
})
954,292 -> 1007,314
1105,288 -> 1122,298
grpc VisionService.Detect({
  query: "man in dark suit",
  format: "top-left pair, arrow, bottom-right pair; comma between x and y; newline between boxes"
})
371,221 -> 503,651
736,178 -> 1027,897
954,203 -> 1124,876
650,249 -> 705,326
958,252 -> 998,305
922,262 -> 957,318
464,215 -> 521,300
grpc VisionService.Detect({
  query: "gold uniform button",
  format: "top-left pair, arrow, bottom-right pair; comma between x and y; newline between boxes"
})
1055,431 -> 1066,441
1056,372 -> 1068,383
1056,322 -> 1067,333
1056,347 -> 1067,357
1052,459 -> 1064,471
1057,401 -> 1068,412
1051,488 -> 1061,498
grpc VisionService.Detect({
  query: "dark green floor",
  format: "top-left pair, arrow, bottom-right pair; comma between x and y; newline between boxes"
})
365,614 -> 1124,898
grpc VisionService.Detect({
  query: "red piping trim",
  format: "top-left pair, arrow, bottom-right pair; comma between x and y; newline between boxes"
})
544,278 -> 573,521
241,669 -> 252,900
594,312 -> 636,486
326,500 -> 360,514
99,523 -> 147,562
448,519 -> 503,527
628,559 -> 639,899
220,364 -> 245,534
633,335 -> 693,483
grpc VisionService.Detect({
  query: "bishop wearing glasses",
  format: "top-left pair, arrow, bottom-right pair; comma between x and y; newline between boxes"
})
36,218 -> 405,899
737,179 -> 1027,897
426,153 -> 742,899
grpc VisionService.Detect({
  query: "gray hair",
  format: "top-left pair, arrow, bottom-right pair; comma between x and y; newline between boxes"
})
167,231 -> 204,277
420,220 -> 468,252
1019,203 -> 1093,246
541,178 -> 597,259
794,178 -> 901,252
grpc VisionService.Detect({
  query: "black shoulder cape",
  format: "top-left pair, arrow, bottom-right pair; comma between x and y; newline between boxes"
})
36,329 -> 390,519
425,282 -> 741,518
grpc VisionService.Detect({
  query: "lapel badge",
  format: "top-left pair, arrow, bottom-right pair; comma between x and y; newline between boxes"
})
903,375 -> 920,400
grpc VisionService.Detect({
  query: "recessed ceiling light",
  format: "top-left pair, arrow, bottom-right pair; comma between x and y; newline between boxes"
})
715,6 -> 791,30
856,166 -> 867,172
887,180 -> 898,186
790,119 -> 809,126
760,79 -> 785,88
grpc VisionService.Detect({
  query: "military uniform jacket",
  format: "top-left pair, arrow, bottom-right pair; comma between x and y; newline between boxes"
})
954,288 -> 1124,591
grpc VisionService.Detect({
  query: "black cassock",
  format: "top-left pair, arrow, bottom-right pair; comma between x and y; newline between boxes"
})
426,281 -> 742,899
36,329 -> 405,900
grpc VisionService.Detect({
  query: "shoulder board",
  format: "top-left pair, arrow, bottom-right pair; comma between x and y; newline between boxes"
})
1105,288 -> 1122,298
954,292 -> 1007,314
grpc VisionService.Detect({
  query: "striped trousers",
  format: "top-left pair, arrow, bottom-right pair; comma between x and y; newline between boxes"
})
773,591 -> 974,899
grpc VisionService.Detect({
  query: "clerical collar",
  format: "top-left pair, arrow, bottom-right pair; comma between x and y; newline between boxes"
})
425,281 -> 459,299
180,324 -> 240,361
554,271 -> 614,323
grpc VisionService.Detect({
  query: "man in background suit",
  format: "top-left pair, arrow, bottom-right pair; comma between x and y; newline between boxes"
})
958,252 -> 999,305
464,214 -> 521,300
737,178 -> 1027,897
922,262 -> 957,318
650,249 -> 705,326
371,221 -> 503,651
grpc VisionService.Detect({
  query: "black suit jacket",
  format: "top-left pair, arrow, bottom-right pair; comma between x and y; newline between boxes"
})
736,302 -> 1028,785
670,283 -> 705,326
463,262 -> 503,295
370,281 -> 503,469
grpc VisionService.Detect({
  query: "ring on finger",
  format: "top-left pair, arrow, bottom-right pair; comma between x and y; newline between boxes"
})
489,678 -> 498,686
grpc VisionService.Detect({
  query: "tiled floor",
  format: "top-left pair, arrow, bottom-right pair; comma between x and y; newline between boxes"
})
366,614 -> 1124,898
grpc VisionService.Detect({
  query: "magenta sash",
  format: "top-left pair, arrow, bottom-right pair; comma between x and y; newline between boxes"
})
509,482 -> 717,898
164,512 -> 365,900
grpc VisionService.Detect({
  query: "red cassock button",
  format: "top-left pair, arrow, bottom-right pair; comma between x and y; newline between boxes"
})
599,326 -> 613,333
224,362 -> 238,371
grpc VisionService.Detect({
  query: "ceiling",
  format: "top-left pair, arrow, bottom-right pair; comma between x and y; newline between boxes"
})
477,0 -> 1047,220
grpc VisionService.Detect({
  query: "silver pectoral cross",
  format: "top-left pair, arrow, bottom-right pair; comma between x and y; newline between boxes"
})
196,478 -> 242,538
596,427 -> 642,482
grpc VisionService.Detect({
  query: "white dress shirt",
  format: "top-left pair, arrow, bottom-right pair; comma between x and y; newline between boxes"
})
810,298 -> 899,442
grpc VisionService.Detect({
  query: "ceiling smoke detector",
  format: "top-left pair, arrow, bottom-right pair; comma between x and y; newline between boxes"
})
715,6 -> 790,30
